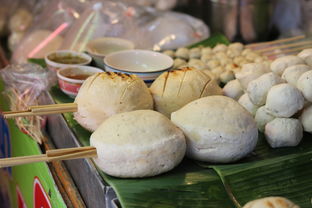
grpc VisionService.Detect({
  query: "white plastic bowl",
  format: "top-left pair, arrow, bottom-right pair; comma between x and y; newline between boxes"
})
103,49 -> 173,84
57,66 -> 103,98
45,50 -> 92,72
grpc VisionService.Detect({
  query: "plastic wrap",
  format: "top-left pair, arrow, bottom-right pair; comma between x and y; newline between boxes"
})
61,1 -> 209,51
0,64 -> 56,143
11,0 -> 90,64
12,0 -> 209,64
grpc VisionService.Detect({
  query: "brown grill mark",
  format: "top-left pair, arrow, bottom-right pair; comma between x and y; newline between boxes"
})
265,201 -> 275,208
119,79 -> 138,103
161,72 -> 170,97
87,73 -> 102,90
177,69 -> 188,96
199,71 -> 212,98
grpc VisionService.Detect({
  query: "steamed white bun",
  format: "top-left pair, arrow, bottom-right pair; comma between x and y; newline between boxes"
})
90,110 -> 186,178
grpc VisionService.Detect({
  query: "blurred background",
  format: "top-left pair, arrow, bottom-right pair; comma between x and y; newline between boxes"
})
0,0 -> 311,63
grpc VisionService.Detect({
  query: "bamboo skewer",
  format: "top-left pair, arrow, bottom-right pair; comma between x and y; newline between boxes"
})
0,146 -> 97,168
2,103 -> 77,118
255,40 -> 312,53
264,45 -> 312,57
246,35 -> 306,48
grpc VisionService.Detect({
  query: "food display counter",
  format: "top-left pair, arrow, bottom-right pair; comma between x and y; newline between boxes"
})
1,1 -> 312,208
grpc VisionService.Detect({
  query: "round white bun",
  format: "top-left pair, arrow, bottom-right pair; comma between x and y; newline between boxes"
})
297,70 -> 312,102
247,72 -> 284,106
150,67 -> 222,117
265,118 -> 303,148
265,83 -> 304,117
281,64 -> 310,86
90,110 -> 186,178
74,72 -> 153,131
243,196 -> 299,208
270,55 -> 304,75
171,96 -> 258,163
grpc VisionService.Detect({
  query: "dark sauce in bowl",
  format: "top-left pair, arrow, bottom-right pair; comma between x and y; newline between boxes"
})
66,74 -> 91,80
48,54 -> 88,64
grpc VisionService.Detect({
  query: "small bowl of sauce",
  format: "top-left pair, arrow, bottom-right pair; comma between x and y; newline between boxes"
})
45,50 -> 92,72
57,66 -> 103,98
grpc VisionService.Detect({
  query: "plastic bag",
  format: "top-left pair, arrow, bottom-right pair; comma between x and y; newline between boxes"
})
61,0 -> 209,51
0,63 -> 56,143
11,0 -> 91,64
0,63 -> 55,104
12,0 -> 209,64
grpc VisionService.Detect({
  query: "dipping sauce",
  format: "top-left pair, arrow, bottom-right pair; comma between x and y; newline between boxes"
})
48,54 -> 88,64
66,74 -> 91,80
59,67 -> 95,80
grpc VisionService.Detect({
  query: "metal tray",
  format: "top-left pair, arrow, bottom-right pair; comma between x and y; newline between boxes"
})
43,92 -> 118,208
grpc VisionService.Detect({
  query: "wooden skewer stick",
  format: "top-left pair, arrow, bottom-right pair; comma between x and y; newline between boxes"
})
2,103 -> 77,118
246,35 -> 306,48
0,146 -> 97,168
255,40 -> 312,53
264,45 -> 312,57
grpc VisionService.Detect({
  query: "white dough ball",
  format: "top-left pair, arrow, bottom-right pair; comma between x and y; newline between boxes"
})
74,72 -> 153,131
241,48 -> 252,56
188,59 -> 206,70
265,83 -> 304,117
245,52 -> 260,62
297,70 -> 312,102
281,64 -> 311,86
228,42 -> 244,52
212,44 -> 227,53
189,47 -> 201,59
175,47 -> 189,60
220,70 -> 235,84
247,72 -> 284,106
211,66 -> 224,77
235,63 -> 268,89
233,56 -> 246,65
270,55 -> 304,75
243,197 -> 299,208
201,54 -> 213,64
265,118 -> 303,148
297,48 -> 312,59
215,52 -> 227,60
299,104 -> 312,133
226,49 -> 241,58
238,93 -> 259,116
171,96 -> 258,163
173,58 -> 187,68
206,59 -> 220,69
163,50 -> 175,58
201,47 -> 213,56
301,55 -> 312,67
219,58 -> 233,66
223,79 -> 244,100
254,106 -> 275,132
90,110 -> 186,178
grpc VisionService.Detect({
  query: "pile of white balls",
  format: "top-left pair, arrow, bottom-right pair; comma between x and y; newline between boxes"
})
163,43 -> 269,84
223,48 -> 312,148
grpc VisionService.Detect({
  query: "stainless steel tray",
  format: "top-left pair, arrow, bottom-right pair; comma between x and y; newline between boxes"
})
42,92 -> 118,208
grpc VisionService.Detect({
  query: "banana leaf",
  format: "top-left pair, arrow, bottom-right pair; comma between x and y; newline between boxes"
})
48,34 -> 312,207
50,86 -> 235,208
198,134 -> 312,207
188,33 -> 230,48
